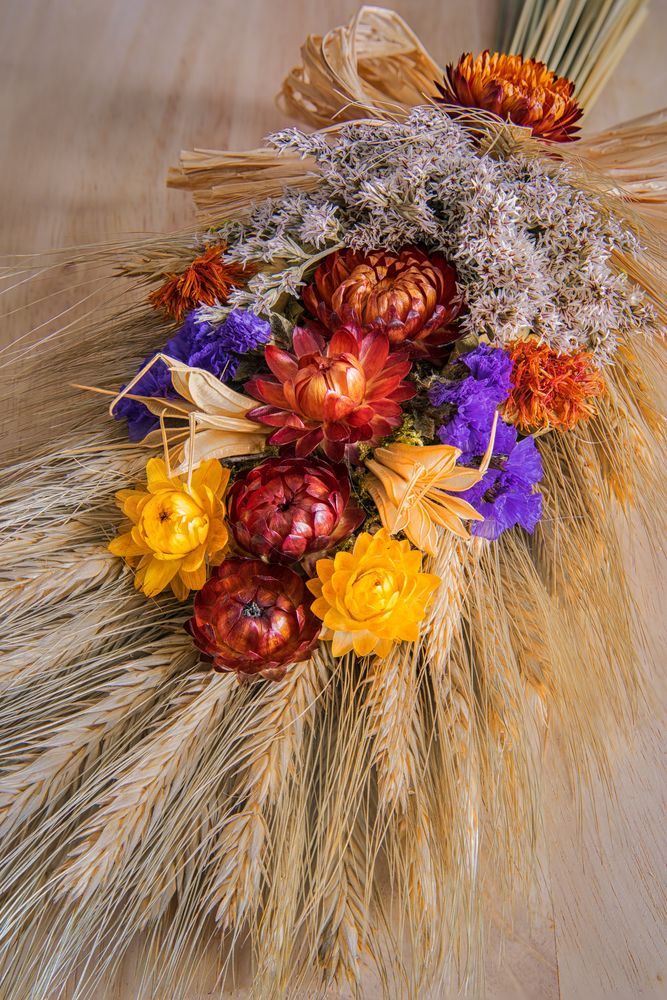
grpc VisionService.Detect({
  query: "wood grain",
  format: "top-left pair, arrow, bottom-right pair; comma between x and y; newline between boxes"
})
1,2 -> 665,998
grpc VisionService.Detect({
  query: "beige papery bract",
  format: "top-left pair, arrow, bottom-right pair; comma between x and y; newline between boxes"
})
109,353 -> 270,475
365,414 -> 497,551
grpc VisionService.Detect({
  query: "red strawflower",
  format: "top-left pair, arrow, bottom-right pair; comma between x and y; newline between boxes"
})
149,245 -> 249,322
186,558 -> 320,681
302,246 -> 463,358
502,338 -> 606,432
227,456 -> 364,564
435,51 -> 582,143
245,327 -> 415,463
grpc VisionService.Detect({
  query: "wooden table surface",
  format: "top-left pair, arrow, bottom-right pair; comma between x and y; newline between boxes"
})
1,2 -> 665,998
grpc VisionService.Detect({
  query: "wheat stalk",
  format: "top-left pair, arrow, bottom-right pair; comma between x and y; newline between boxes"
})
498,536 -> 555,720
0,548 -> 118,625
0,658 -> 174,838
207,804 -> 267,931
588,341 -> 666,514
424,535 -> 477,757
137,657 -> 330,999
394,800 -> 450,994
166,149 -> 320,222
425,533 -> 471,671
501,0 -> 648,111
58,671 -> 235,904
316,818 -> 368,990
243,654 -> 328,804
366,643 -> 421,815
251,750 -> 312,999
0,602 -> 187,766
205,657 -> 326,931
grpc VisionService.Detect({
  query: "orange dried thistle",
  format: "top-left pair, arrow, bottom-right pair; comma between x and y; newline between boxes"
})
435,51 -> 582,142
503,338 -> 606,432
149,245 -> 249,321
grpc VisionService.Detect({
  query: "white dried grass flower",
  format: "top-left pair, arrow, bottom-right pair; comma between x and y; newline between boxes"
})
219,107 -> 654,363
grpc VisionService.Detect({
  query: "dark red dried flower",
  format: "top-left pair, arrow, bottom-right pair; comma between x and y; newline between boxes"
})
186,558 -> 320,681
227,456 -> 364,564
302,246 -> 463,358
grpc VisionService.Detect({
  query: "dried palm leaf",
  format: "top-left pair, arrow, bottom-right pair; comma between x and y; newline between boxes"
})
278,6 -> 442,129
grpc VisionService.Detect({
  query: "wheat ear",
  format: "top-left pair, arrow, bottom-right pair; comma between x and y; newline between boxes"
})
58,670 -> 234,904
206,657 -> 327,931
366,643 -> 421,816
0,657 -> 175,838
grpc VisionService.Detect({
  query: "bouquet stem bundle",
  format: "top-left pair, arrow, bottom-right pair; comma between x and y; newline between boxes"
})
498,0 -> 649,109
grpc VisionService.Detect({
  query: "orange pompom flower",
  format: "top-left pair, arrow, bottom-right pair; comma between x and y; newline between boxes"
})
149,245 -> 249,321
502,338 -> 606,432
435,51 -> 582,142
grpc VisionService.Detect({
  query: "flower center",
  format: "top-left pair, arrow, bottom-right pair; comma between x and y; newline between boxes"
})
347,567 -> 396,619
483,482 -> 504,503
140,492 -> 209,556
295,354 -> 367,419
242,600 -> 264,618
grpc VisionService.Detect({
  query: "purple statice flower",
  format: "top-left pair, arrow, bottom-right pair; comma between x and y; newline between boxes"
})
457,341 -> 514,388
114,309 -> 271,441
429,342 -> 514,458
168,308 -> 271,380
460,425 -> 543,540
441,412 -> 517,464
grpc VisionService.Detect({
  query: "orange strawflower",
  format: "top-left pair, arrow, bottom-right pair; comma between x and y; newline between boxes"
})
435,51 -> 582,142
502,339 -> 605,432
149,245 -> 249,321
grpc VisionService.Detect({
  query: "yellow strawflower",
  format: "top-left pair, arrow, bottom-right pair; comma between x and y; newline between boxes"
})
306,528 -> 440,658
109,457 -> 230,600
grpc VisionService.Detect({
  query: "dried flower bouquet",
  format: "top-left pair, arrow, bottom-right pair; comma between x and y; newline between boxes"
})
0,5 -> 664,999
